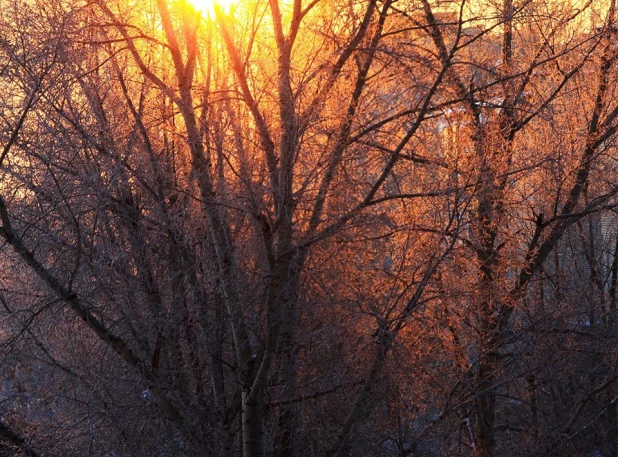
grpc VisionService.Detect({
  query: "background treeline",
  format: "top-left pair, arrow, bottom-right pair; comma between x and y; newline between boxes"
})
0,0 -> 618,456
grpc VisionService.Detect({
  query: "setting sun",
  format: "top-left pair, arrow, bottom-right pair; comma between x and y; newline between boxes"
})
187,0 -> 237,15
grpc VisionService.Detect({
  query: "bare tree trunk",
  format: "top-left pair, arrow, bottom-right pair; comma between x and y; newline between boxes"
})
242,388 -> 265,457
608,234 -> 618,331
274,260 -> 302,457
474,351 -> 498,457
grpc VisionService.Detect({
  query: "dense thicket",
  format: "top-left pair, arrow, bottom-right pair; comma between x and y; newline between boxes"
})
0,0 -> 618,456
